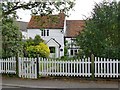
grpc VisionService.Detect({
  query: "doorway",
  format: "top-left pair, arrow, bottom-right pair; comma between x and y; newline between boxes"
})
49,47 -> 56,58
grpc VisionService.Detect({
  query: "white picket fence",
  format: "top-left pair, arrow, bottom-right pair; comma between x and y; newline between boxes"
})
39,57 -> 91,77
18,57 -> 37,79
0,57 -> 120,79
0,57 -> 16,74
94,57 -> 119,78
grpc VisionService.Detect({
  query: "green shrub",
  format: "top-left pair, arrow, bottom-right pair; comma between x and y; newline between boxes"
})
27,42 -> 50,58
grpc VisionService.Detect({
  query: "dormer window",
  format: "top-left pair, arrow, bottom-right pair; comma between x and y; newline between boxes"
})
41,29 -> 49,36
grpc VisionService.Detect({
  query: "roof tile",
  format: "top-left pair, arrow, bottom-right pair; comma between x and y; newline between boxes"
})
66,20 -> 85,37
27,13 -> 65,29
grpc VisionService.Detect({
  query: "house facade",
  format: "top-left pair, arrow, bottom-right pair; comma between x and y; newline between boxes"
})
27,13 -> 65,58
25,13 -> 85,58
64,20 -> 85,57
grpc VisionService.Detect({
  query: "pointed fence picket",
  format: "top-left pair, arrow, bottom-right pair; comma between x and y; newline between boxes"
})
18,57 -> 37,79
0,56 -> 119,79
39,57 -> 91,77
0,57 -> 16,74
94,57 -> 119,78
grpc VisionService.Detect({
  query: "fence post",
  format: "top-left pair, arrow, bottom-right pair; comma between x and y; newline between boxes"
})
91,54 -> 94,80
36,54 -> 39,78
15,52 -> 19,77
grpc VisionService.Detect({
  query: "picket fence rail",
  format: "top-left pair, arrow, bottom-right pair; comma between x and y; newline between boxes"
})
0,57 -> 16,74
94,57 -> 119,78
39,57 -> 91,77
0,57 -> 120,79
18,57 -> 37,79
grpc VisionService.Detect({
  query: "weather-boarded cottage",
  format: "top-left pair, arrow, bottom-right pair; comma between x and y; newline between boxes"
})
27,13 -> 65,58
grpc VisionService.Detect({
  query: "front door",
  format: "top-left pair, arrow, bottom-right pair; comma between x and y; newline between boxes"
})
49,47 -> 56,58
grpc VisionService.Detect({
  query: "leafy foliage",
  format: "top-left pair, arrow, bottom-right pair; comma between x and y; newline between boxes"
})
27,42 -> 50,58
24,35 -> 50,58
64,40 -> 68,56
2,18 -> 22,58
2,1 -> 75,18
1,1 -> 75,58
34,35 -> 44,45
76,1 -> 120,59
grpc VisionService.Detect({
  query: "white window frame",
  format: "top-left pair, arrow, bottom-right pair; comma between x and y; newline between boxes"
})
41,29 -> 49,36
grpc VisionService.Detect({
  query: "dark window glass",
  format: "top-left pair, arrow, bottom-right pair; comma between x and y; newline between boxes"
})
44,30 -> 46,36
70,49 -> 73,55
75,50 -> 77,55
41,30 -> 44,36
47,30 -> 49,36
49,47 -> 55,53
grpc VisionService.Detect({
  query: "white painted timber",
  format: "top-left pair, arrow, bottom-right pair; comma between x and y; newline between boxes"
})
0,57 -> 16,74
39,57 -> 91,77
94,57 -> 119,78
0,57 -> 119,79
18,57 -> 37,79
27,29 -> 64,58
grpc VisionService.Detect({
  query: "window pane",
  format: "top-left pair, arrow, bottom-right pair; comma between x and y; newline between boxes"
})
44,30 -> 46,36
70,49 -> 73,55
75,50 -> 77,55
41,30 -> 44,36
47,30 -> 49,36
49,47 -> 55,53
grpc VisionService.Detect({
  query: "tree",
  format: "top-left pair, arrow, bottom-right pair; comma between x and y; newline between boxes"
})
1,1 -> 75,58
34,35 -> 44,45
24,35 -> 44,47
2,1 -> 75,18
76,1 -> 120,59
2,18 -> 22,58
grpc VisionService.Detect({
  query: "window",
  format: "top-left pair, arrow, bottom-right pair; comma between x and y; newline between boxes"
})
41,30 -> 49,36
47,30 -> 49,36
41,30 -> 44,36
43,30 -> 46,36
70,49 -> 74,55
70,49 -> 78,56
75,50 -> 77,55
49,47 -> 55,53
71,38 -> 76,47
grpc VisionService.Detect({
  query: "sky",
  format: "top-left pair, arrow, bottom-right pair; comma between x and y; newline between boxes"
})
17,0 -> 119,22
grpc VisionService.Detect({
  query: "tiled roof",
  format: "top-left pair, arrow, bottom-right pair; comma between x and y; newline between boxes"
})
65,20 -> 85,37
27,13 -> 65,29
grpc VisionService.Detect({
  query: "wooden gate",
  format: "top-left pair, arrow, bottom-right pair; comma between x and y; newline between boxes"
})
18,57 -> 37,79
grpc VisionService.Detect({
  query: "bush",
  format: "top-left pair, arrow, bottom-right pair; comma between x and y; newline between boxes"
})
23,35 -> 49,58
27,42 -> 50,58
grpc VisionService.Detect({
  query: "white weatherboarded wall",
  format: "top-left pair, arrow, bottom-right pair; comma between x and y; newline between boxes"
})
46,39 -> 60,58
65,37 -> 79,57
27,29 -> 64,58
